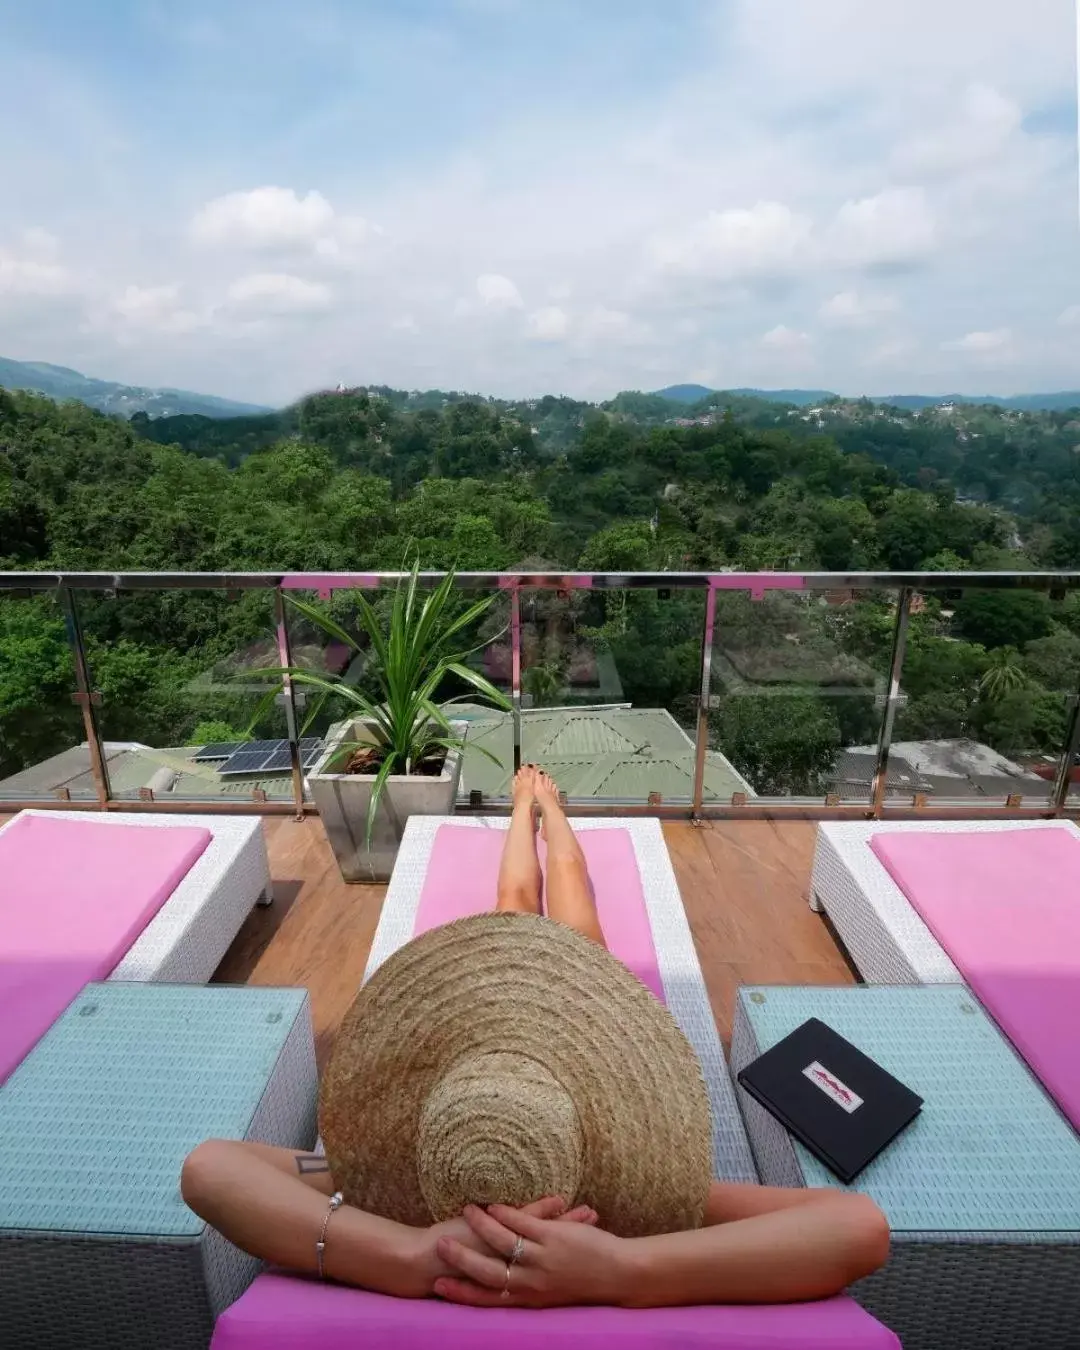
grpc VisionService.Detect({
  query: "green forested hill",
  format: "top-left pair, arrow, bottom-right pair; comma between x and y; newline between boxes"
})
2,384 -> 1079,793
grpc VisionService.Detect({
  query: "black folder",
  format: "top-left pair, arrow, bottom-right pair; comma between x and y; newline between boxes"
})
737,1017 -> 923,1183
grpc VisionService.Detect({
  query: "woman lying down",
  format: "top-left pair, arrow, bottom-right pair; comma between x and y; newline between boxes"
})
182,767 -> 889,1309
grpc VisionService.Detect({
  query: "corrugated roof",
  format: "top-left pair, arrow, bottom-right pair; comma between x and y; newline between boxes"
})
455,705 -> 754,801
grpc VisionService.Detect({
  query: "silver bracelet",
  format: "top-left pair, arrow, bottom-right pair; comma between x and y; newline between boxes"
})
316,1192 -> 344,1279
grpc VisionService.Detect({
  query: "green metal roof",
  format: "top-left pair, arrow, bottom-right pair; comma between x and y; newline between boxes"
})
454,705 -> 754,802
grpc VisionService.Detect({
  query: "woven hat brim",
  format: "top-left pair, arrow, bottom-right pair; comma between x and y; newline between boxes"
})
319,912 -> 713,1238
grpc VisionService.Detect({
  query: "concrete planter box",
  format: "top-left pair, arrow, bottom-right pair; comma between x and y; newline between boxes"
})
308,718 -> 466,883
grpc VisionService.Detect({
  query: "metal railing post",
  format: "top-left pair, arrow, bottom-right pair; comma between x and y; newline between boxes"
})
1050,680 -> 1080,814
510,587 -> 522,774
274,587 -> 306,822
691,586 -> 717,817
870,588 -> 913,815
60,587 -> 111,807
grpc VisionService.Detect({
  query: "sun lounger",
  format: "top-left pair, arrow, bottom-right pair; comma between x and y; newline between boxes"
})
810,819 -> 1080,1128
212,817 -> 899,1350
0,810 -> 271,1080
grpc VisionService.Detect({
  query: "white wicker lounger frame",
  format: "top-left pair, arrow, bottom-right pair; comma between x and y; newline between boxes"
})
0,810 -> 272,985
809,818 -> 1080,985
366,814 -> 758,1184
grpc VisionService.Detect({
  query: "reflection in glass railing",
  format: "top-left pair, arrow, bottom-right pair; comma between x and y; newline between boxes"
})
1,572 -> 1079,816
86,588 -> 292,804
708,587 -> 893,803
0,591 -> 98,802
519,586 -> 707,804
887,586 -> 1070,807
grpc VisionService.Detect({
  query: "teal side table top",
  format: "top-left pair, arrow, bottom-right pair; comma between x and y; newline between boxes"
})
736,984 -> 1080,1234
0,982 -> 309,1237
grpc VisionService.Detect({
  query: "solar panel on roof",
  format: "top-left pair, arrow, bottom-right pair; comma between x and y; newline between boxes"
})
218,750 -> 276,776
216,738 -> 326,777
193,742 -> 241,761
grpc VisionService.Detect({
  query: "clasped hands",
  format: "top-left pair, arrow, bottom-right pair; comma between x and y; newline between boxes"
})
412,1195 -> 632,1307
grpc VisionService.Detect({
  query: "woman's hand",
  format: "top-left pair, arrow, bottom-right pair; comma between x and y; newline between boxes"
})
410,1196 -> 598,1297
433,1203 -> 631,1308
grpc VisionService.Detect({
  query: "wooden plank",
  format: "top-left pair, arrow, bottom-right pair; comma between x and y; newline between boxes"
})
663,821 -> 854,1046
213,819 -> 386,1071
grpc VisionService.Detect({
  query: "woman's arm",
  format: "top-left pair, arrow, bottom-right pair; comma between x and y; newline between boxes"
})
703,1179 -> 852,1225
180,1139 -> 596,1300
624,1190 -> 890,1305
434,1189 -> 889,1308
181,1139 -> 428,1297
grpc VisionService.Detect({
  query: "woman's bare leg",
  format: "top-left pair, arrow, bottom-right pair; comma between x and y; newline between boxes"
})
533,769 -> 606,948
495,766 -> 543,915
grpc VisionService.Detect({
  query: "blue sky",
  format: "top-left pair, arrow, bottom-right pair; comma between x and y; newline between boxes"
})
0,0 -> 1076,404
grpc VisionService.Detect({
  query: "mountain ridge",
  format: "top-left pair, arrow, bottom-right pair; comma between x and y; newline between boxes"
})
652,383 -> 1080,412
0,355 -> 271,419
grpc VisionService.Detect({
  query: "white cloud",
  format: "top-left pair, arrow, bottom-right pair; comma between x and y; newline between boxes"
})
893,84 -> 1022,177
1058,306 -> 1080,329
945,324 -> 1015,351
761,324 -> 812,351
650,201 -> 812,282
111,283 -> 204,333
475,272 -> 524,309
527,305 -> 569,340
862,337 -> 916,368
939,324 -> 1015,361
819,290 -> 900,327
191,187 -> 372,263
827,188 -> 937,271
226,272 -> 333,314
0,232 -> 72,297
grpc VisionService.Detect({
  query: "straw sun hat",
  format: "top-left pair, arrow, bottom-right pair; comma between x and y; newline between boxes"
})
319,911 -> 713,1238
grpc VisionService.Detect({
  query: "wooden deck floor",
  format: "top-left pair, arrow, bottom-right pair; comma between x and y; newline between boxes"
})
213,816 -> 856,1070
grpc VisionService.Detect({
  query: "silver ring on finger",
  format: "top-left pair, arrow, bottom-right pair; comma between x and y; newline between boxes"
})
508,1235 -> 526,1266
501,1261 -> 512,1300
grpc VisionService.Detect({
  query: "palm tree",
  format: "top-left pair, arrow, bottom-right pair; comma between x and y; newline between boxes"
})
979,646 -> 1029,702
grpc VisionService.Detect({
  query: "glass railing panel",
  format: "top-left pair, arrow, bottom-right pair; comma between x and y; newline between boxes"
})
85,588 -> 290,804
521,585 -> 707,806
0,590 -> 98,802
890,584 -> 1066,807
708,585 -> 893,803
282,582 -> 513,807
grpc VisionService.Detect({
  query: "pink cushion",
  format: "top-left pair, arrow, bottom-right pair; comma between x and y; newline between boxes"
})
211,1273 -> 900,1349
0,814 -> 211,1082
871,826 -> 1080,1128
414,824 -> 664,1000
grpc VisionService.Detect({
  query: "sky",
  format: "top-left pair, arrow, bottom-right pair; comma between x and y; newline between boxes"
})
0,0 -> 1077,405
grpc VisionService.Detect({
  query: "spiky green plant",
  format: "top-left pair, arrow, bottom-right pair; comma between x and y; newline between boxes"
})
979,646 -> 1029,702
264,564 -> 510,847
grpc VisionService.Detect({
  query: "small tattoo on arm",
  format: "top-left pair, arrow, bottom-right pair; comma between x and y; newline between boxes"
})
295,1154 -> 330,1175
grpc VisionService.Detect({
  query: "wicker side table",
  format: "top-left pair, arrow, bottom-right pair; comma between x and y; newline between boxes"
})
0,982 -> 317,1350
731,984 -> 1080,1350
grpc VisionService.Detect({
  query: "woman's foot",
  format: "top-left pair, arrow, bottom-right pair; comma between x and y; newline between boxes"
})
532,768 -> 563,839
512,763 -> 537,808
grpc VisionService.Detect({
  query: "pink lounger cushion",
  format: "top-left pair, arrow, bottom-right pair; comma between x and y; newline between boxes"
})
212,824 -> 899,1350
212,1275 -> 899,1350
414,824 -> 664,1000
871,826 -> 1080,1129
0,813 -> 211,1082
